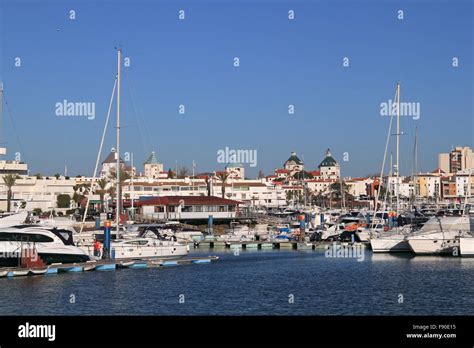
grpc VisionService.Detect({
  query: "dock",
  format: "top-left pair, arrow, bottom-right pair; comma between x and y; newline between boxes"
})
0,255 -> 219,278
193,241 -> 369,251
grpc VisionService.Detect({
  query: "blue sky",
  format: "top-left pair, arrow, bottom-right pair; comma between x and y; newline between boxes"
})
0,0 -> 472,178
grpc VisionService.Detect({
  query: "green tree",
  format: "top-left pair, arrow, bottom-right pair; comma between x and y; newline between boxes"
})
3,174 -> 19,212
57,194 -> 71,208
329,181 -> 351,199
167,168 -> 175,179
108,168 -> 131,183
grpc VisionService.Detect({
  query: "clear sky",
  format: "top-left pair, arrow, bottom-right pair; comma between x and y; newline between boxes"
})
0,0 -> 472,178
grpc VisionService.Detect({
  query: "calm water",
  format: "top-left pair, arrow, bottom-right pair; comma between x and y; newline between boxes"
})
2,248 -> 474,315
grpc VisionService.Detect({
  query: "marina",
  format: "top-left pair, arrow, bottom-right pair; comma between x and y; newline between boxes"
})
0,4 -> 472,345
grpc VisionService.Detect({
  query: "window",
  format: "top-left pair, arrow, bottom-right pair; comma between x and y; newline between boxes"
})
168,206 -> 176,212
182,205 -> 193,212
0,233 -> 54,243
208,206 -> 217,212
30,234 -> 55,243
154,206 -> 164,213
125,240 -> 148,246
219,206 -> 226,212
194,206 -> 203,212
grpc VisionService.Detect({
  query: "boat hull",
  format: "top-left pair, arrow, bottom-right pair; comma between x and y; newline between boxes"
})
355,231 -> 370,242
0,253 -> 90,267
79,243 -> 189,260
370,238 -> 411,253
460,238 -> 474,257
408,238 -> 459,255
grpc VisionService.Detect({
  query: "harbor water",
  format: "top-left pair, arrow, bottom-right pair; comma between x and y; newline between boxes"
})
2,248 -> 474,315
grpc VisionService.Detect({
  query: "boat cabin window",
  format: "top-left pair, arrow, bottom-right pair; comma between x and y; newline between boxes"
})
0,232 -> 54,243
124,240 -> 149,246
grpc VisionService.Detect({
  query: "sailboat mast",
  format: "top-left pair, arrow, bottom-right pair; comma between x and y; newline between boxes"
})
131,152 -> 134,213
396,82 -> 401,216
116,48 -> 122,232
413,126 -> 418,205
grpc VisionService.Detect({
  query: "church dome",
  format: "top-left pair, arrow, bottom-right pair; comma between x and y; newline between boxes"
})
318,148 -> 338,167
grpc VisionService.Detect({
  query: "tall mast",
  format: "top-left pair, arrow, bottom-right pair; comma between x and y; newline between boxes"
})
0,83 -> 3,145
389,152 -> 393,210
131,152 -> 134,215
116,48 -> 122,232
0,82 -> 5,156
395,82 -> 401,216
413,126 -> 418,205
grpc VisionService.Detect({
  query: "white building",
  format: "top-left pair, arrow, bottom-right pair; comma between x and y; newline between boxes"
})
305,179 -> 335,195
212,180 -> 286,208
100,148 -> 125,178
138,196 -> 241,221
284,152 -> 304,174
0,175 -> 76,211
143,151 -> 164,179
455,170 -> 474,197
383,176 -> 412,198
225,163 -> 245,179
318,149 -> 340,180
123,177 -> 287,209
346,177 -> 374,197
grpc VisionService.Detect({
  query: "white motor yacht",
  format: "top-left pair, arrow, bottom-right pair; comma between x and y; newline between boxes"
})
0,225 -> 90,267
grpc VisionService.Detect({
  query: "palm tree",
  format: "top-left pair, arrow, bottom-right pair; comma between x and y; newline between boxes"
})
96,178 -> 108,213
217,172 -> 230,198
3,174 -> 19,212
328,181 -> 353,208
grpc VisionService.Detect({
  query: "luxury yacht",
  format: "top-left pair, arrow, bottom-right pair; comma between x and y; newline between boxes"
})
0,225 -> 90,267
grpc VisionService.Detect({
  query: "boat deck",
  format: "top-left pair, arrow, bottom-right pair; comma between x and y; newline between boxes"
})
0,255 -> 219,278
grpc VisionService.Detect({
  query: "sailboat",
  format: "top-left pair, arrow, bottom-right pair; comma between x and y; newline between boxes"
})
79,49 -> 188,260
407,214 -> 471,255
370,82 -> 413,253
